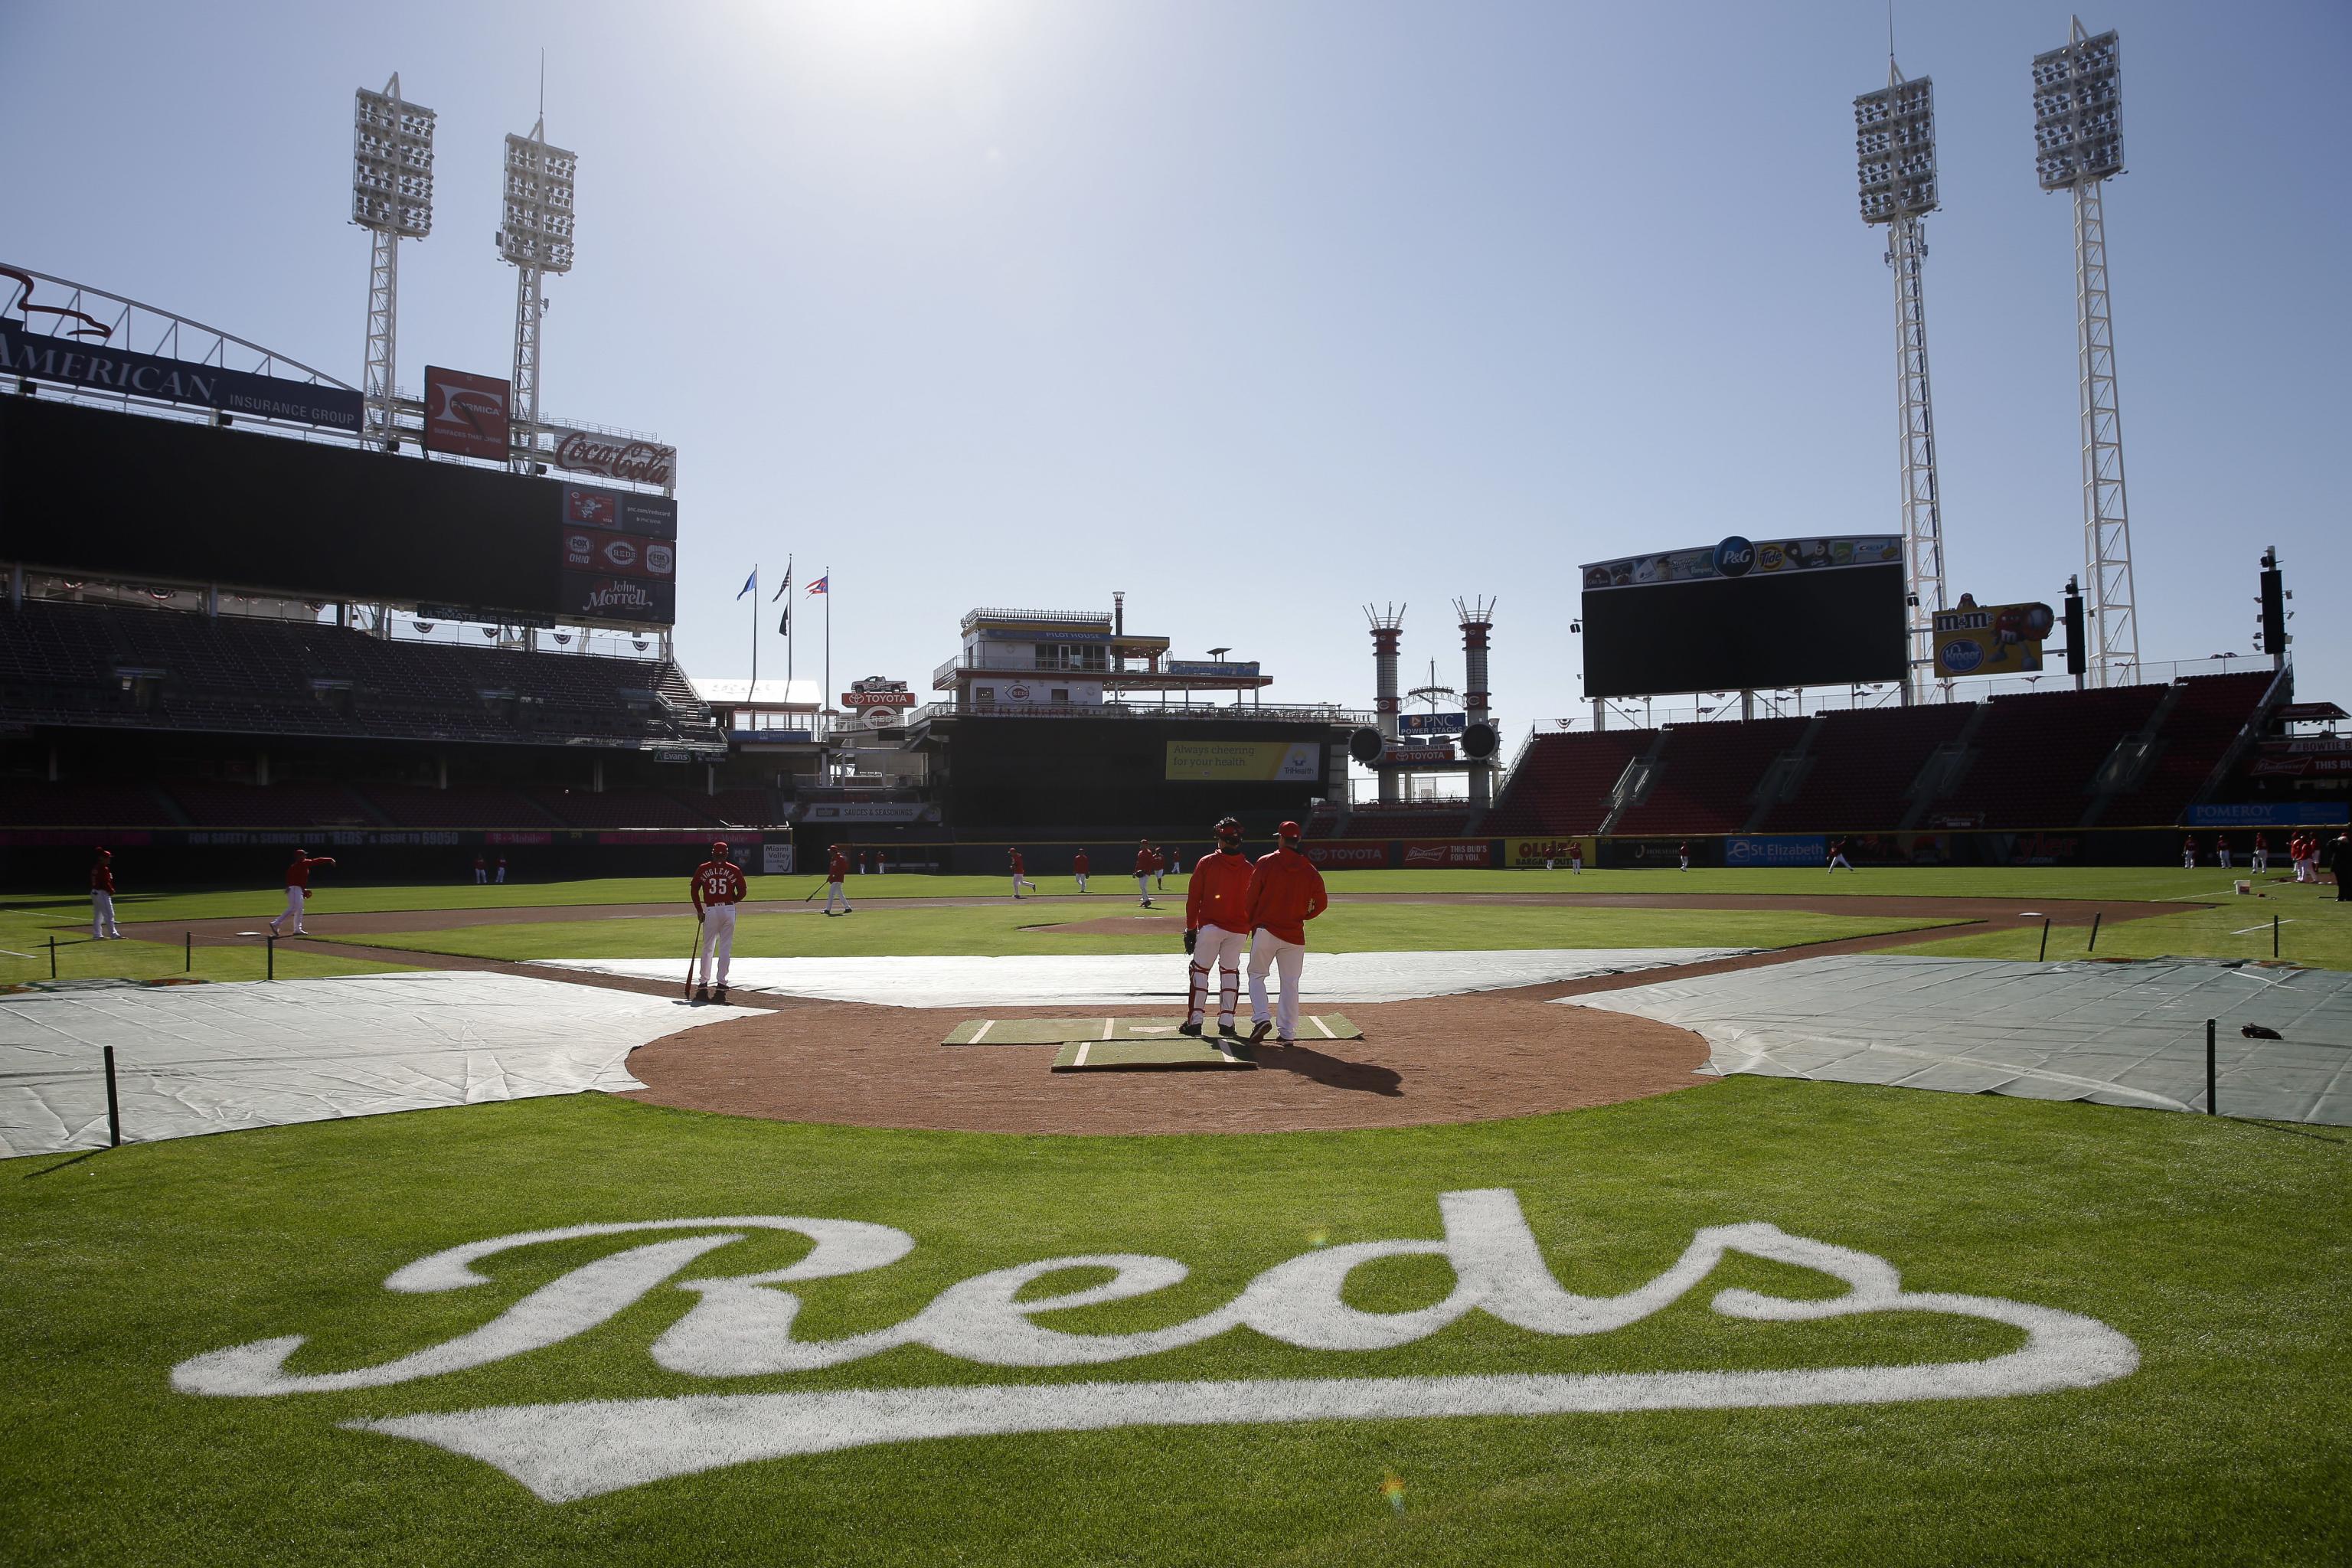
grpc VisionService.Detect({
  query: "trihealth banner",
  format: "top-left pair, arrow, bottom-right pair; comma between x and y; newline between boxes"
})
1165,740 -> 1322,782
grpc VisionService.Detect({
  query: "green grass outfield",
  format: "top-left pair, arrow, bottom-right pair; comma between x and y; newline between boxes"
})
1887,877 -> 2352,970
0,907 -> 404,989
0,863 -> 2282,927
5,1083 -> 2344,1566
339,903 -> 1958,963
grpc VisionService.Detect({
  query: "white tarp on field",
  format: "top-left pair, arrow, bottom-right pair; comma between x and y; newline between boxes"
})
1568,955 -> 2352,1126
534,949 -> 1758,1009
0,972 -> 757,1159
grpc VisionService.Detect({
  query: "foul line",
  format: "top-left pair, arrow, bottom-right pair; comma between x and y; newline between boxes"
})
2231,920 -> 2296,936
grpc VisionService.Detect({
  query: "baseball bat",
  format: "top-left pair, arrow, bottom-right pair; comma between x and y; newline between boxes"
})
684,911 -> 704,999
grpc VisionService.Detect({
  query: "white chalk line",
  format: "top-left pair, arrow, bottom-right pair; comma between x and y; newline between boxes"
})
969,1020 -> 995,1044
1072,1042 -> 1091,1068
1309,1015 -> 1338,1040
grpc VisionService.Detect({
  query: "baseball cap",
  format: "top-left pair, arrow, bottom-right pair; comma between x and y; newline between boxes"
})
95,845 -> 109,856
711,840 -> 728,854
1278,820 -> 1302,838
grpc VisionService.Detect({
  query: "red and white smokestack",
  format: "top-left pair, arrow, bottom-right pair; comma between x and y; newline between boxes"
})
1456,596 -> 1496,812
1365,603 -> 1406,805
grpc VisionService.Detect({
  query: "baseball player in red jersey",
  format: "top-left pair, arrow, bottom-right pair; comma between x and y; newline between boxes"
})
1181,817 -> 1253,1037
1073,848 -> 1090,893
823,844 -> 853,914
1677,841 -> 1690,872
1008,847 -> 1037,899
270,849 -> 336,936
2182,835 -> 2197,871
691,841 -> 747,1003
90,848 -> 122,939
1243,820 -> 1328,1053
2252,832 -> 2270,874
1134,838 -> 1157,908
2216,834 -> 2233,871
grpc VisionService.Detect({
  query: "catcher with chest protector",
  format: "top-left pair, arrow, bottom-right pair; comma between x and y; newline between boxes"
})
1181,817 -> 1254,1038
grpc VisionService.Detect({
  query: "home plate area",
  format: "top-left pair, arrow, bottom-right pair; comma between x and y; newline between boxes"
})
942,1014 -> 1365,1070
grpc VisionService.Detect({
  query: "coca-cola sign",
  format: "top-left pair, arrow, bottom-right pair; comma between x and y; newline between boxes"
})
550,427 -> 677,487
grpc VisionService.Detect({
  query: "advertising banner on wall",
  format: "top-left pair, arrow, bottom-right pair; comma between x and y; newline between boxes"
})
562,482 -> 677,539
1931,600 -> 2053,679
1302,842 -> 1389,868
1165,660 -> 1261,678
558,573 -> 674,625
546,427 -> 677,488
1165,740 -> 1323,782
1580,534 -> 1901,590
1401,839 -> 1492,868
560,526 -> 675,582
1399,713 -> 1468,736
1508,837 -> 1592,867
1722,834 -> 1829,867
0,320 -> 364,431
422,367 -> 511,459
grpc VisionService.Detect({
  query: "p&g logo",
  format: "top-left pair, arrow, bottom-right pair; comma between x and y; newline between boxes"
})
1714,536 -> 1756,578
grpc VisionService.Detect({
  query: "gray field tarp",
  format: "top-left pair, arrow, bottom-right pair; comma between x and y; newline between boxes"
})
0,971 -> 760,1158
533,949 -> 1759,1009
1568,955 -> 2352,1125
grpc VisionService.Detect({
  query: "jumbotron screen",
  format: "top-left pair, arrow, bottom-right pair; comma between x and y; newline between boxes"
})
1579,536 -> 1906,698
0,396 -> 675,625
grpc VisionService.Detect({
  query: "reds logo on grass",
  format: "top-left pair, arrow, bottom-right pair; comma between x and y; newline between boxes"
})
172,1191 -> 2138,1503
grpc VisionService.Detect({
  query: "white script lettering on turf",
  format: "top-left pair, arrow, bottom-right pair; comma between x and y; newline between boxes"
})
172,1191 -> 2138,1502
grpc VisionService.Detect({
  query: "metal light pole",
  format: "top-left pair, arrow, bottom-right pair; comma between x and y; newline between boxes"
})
2034,20 -> 2136,688
351,77 -> 435,448
1855,63 -> 1947,704
496,116 -> 577,473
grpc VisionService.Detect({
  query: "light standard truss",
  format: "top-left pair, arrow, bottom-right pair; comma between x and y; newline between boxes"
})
1854,64 -> 1946,699
351,77 -> 434,447
2034,20 -> 2135,687
497,118 -> 577,473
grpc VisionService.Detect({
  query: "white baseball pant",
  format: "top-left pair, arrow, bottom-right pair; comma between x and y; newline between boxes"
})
1076,874 -> 1088,891
1011,874 -> 1036,896
268,886 -> 305,935
824,882 -> 851,913
1187,923 -> 1246,1027
698,903 -> 737,986
92,891 -> 121,939
1248,933 -> 1306,1040
1135,875 -> 1152,903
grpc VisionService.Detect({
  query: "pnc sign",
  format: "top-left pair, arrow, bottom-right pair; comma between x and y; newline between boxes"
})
172,1190 -> 2137,1501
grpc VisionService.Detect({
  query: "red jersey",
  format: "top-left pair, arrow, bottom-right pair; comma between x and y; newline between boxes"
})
1185,848 -> 1254,933
1073,852 -> 1089,874
285,855 -> 335,889
1135,848 -> 1157,876
92,865 -> 115,894
692,859 -> 746,909
1009,851 -> 1025,874
1245,845 -> 1328,946
828,852 -> 849,884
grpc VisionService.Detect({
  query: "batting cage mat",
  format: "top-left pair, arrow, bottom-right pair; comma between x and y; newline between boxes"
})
942,1014 -> 1363,1049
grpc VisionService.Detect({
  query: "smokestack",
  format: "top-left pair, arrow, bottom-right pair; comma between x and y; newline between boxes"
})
1455,596 -> 1495,812
1113,591 -> 1124,635
1365,603 -> 1405,806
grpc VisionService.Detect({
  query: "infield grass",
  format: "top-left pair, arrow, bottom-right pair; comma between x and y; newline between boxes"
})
3,1080 -> 2344,1566
335,903 -> 1960,963
0,909 -> 406,988
1887,876 -> 2352,969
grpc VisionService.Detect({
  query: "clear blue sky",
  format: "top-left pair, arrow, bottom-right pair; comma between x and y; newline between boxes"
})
3,1 -> 2344,730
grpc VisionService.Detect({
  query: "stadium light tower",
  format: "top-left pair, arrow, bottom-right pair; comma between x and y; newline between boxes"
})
496,114 -> 577,473
1854,60 -> 1948,703
2034,19 -> 2136,687
351,76 -> 435,447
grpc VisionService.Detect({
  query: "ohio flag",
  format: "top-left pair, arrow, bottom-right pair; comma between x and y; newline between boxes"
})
807,576 -> 828,596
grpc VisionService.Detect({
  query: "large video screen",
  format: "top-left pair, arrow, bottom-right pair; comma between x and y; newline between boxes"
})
1580,538 -> 1906,698
0,397 -> 675,624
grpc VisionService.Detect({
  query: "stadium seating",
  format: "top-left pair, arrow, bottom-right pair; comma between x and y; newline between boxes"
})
162,781 -> 380,829
2099,671 -> 2277,825
527,787 -> 716,830
1934,684 -> 2168,829
1759,705 -> 1973,832
1334,808 -> 1475,839
1613,717 -> 1810,835
0,782 -> 178,827
1481,730 -> 1655,836
0,600 -> 717,750
702,788 -> 780,828
361,786 -> 565,830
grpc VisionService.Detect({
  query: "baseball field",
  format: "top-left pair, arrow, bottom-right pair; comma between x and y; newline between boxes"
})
4,865 -> 2347,1566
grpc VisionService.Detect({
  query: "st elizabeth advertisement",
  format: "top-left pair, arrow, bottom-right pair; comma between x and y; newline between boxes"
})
1165,740 -> 1323,782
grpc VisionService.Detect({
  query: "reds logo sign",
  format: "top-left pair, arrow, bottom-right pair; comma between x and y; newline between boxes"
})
422,368 -> 511,460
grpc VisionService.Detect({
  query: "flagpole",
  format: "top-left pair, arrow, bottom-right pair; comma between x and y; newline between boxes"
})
748,564 -> 759,696
823,566 -> 832,732
783,554 -> 794,720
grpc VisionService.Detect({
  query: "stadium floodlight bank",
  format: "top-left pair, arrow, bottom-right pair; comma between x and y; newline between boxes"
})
498,119 -> 578,475
1854,64 -> 1948,702
351,76 -> 434,448
2033,20 -> 2138,691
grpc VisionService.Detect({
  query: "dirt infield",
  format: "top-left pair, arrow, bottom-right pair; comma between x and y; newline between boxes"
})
622,985 -> 1713,1135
